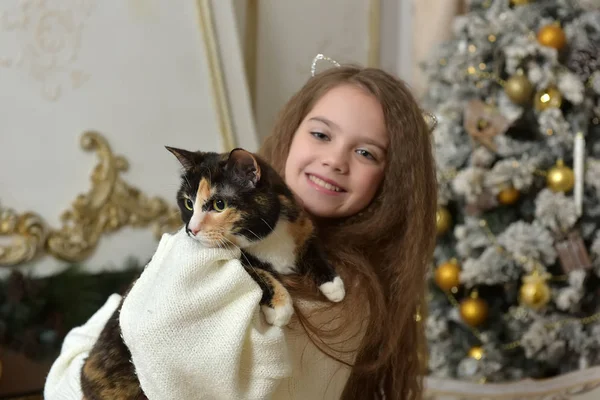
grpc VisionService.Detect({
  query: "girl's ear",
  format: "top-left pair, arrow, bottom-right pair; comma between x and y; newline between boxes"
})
225,148 -> 261,187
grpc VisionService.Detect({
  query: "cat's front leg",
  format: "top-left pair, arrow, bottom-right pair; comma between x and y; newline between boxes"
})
318,275 -> 346,303
301,240 -> 346,303
244,266 -> 294,327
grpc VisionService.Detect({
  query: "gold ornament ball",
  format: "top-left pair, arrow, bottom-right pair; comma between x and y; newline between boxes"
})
547,160 -> 575,192
520,278 -> 551,310
504,71 -> 534,105
498,186 -> 520,205
468,346 -> 484,361
537,23 -> 567,50
435,259 -> 461,291
534,87 -> 562,111
460,294 -> 489,327
436,207 -> 452,236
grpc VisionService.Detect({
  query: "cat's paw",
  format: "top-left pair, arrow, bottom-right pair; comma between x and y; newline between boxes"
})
319,276 -> 345,303
261,301 -> 294,327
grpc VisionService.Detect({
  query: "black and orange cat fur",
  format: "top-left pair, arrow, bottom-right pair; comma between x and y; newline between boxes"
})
80,147 -> 345,400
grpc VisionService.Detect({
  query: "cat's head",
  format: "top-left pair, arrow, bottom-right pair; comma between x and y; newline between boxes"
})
166,146 -> 282,249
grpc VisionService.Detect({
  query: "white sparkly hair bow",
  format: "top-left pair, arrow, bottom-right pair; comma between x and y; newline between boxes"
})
309,53 -> 438,133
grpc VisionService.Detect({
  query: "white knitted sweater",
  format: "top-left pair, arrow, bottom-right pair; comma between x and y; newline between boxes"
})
44,228 -> 353,399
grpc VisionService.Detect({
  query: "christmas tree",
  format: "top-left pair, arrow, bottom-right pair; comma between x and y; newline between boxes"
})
421,0 -> 600,382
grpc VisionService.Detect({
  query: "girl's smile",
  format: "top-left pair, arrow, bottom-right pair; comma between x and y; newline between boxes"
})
305,173 -> 346,195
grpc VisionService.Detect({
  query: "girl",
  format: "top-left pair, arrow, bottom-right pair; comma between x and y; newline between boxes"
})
44,62 -> 437,400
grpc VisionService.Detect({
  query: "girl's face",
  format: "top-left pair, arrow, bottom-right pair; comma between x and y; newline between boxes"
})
284,84 -> 388,219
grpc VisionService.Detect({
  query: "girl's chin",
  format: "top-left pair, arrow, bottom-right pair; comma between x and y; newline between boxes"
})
302,202 -> 348,219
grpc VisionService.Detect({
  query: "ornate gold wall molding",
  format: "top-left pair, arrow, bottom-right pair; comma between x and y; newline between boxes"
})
1,2 -> 238,266
0,208 -> 47,266
0,131 -> 182,267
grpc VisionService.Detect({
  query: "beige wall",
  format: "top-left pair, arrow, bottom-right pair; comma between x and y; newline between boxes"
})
235,0 -> 468,139
236,1 -> 377,140
410,0 -> 466,96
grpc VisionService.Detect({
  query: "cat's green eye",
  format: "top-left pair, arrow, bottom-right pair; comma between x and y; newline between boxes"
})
213,199 -> 227,212
184,198 -> 194,211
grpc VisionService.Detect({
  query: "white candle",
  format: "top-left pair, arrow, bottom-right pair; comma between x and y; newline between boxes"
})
574,132 -> 585,217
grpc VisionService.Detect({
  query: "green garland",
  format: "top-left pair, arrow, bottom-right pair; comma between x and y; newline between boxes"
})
0,260 -> 143,362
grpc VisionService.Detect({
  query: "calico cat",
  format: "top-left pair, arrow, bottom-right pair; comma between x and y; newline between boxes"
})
80,146 -> 345,400
167,147 -> 346,323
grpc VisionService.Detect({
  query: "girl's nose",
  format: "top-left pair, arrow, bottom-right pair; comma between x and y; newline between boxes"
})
321,149 -> 349,174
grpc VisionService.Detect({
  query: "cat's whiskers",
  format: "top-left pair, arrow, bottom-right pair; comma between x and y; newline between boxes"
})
216,237 -> 230,251
244,228 -> 262,242
260,218 -> 285,242
221,236 -> 270,289
219,234 -> 242,252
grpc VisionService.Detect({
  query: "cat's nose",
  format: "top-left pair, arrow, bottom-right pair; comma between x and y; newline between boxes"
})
188,214 -> 204,236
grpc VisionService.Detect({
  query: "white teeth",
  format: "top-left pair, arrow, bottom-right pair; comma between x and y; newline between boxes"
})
308,175 -> 342,192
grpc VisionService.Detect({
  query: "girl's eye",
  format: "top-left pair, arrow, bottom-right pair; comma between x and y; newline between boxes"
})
310,132 -> 329,141
356,149 -> 376,161
184,198 -> 194,211
213,199 -> 227,212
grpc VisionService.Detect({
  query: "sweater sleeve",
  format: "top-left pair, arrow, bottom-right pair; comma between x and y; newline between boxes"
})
43,293 -> 123,400
118,228 -> 292,400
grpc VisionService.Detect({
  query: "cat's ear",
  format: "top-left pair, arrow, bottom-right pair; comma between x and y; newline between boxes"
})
226,148 -> 261,187
165,146 -> 197,170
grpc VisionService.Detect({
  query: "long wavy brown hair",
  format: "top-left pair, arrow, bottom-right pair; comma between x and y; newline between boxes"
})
259,66 -> 437,400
